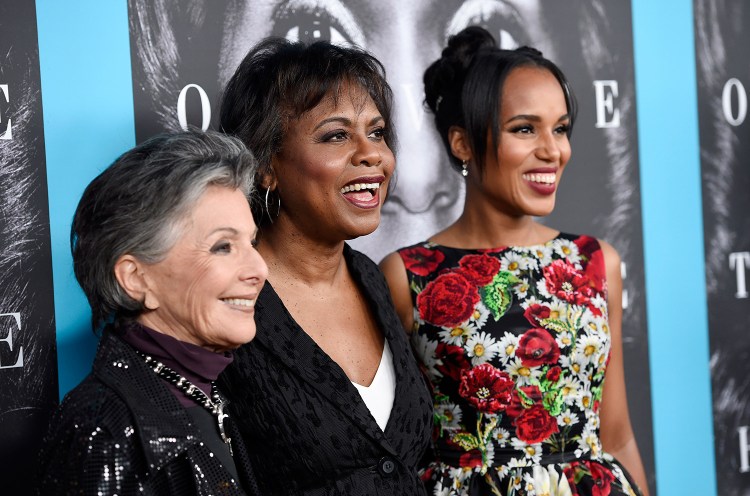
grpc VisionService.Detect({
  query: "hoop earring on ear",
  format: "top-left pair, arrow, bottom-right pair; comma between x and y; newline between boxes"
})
461,160 -> 469,177
264,188 -> 282,222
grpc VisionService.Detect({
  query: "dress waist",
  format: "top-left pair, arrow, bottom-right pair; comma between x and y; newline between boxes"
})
435,443 -> 590,467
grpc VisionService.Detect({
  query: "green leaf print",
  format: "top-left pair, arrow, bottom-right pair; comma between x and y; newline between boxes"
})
480,271 -> 518,321
543,388 -> 565,416
451,431 -> 481,451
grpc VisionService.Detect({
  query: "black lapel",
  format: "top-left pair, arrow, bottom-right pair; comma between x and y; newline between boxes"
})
344,246 -> 417,438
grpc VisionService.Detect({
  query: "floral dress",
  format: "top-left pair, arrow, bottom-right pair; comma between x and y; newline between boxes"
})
398,233 -> 642,496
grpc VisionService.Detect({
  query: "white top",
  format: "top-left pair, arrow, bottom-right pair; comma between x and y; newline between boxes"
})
351,341 -> 396,432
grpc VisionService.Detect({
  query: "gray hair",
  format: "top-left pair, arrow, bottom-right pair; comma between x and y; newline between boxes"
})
71,129 -> 257,331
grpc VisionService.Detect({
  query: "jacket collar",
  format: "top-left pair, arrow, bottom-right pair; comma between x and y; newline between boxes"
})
253,245 -> 413,454
92,330 -> 202,471
91,330 -> 256,488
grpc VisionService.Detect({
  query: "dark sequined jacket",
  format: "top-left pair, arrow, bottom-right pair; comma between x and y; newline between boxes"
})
37,329 -> 262,495
220,245 -> 433,495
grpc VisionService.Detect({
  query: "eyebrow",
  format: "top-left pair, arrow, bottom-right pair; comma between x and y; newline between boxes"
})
505,113 -> 570,124
209,227 -> 240,236
313,115 -> 384,131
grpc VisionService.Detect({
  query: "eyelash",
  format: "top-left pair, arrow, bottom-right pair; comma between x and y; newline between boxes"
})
319,127 -> 386,143
210,241 -> 232,254
508,124 -> 570,135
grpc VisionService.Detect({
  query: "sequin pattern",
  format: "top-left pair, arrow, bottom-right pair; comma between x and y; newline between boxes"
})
36,330 -> 261,495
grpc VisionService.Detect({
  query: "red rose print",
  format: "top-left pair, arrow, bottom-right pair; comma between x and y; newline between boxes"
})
588,461 -> 615,496
516,328 -> 560,367
417,271 -> 479,328
506,385 -> 542,419
524,304 -> 551,327
420,466 -> 435,482
546,366 -> 562,383
458,254 -> 501,286
400,246 -> 446,276
585,249 -> 606,295
435,343 -> 470,382
574,235 -> 599,259
458,364 -> 514,414
459,449 -> 484,469
563,464 -> 581,496
513,403 -> 559,444
543,259 -> 593,305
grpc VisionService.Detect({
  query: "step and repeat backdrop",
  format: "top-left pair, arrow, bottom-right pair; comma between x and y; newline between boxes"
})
694,0 -> 750,494
3,0 -> 748,494
126,2 -> 655,492
0,2 -> 58,495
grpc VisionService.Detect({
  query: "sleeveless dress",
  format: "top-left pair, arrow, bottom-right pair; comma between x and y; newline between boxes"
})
397,233 -> 642,496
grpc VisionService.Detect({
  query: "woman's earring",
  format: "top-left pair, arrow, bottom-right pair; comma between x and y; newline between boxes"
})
264,188 -> 281,222
461,160 -> 469,177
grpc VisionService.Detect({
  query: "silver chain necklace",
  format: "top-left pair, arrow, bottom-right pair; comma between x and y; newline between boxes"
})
135,350 -> 233,456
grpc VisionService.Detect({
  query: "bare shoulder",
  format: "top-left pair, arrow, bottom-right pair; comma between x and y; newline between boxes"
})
379,251 -> 414,332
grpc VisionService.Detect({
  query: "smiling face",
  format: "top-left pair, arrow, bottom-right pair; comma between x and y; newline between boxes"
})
217,0 -> 548,259
271,82 -> 395,243
136,186 -> 268,351
470,66 -> 571,218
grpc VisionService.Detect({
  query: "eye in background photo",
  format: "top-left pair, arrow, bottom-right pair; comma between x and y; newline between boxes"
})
0,2 -> 58,494
127,2 -> 654,493
694,0 -> 750,494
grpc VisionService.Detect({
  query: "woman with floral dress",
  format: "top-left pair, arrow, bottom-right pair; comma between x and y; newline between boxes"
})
380,26 -> 648,496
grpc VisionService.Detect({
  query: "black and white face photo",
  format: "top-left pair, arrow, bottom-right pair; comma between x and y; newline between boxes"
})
127,2 -> 655,491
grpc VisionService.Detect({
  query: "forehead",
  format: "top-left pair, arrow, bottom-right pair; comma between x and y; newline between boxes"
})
500,66 -> 567,114
288,82 -> 381,130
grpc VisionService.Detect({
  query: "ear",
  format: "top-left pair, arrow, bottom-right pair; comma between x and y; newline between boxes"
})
448,126 -> 473,163
114,254 -> 159,310
260,162 -> 278,191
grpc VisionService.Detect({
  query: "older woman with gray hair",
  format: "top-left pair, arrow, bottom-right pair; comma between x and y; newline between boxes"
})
37,130 -> 267,495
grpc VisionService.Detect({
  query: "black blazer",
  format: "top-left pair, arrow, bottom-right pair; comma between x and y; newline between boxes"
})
221,246 -> 433,495
37,330 -> 261,496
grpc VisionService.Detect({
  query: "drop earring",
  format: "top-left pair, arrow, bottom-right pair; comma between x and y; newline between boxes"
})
461,160 -> 469,177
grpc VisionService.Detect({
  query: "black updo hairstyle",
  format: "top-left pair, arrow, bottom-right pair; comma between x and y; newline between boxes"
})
423,26 -> 577,176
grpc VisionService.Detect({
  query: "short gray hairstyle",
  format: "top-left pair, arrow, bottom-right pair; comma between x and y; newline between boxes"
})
71,129 -> 257,331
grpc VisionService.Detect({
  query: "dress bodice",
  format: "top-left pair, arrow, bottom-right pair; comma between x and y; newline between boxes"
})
398,233 -> 642,496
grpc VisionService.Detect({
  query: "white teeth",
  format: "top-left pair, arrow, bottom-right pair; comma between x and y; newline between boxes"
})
221,298 -> 255,308
522,173 -> 556,184
340,182 -> 381,194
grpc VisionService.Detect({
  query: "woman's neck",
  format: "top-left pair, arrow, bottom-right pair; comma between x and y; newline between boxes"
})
258,220 -> 348,288
434,196 -> 557,249
120,321 -> 232,407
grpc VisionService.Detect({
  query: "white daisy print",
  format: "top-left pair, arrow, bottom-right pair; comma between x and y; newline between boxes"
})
435,402 -> 462,431
438,325 -> 473,347
497,332 -> 520,363
506,357 -> 538,385
556,408 -> 580,428
410,333 -> 441,379
513,277 -> 531,299
468,301 -> 490,328
465,331 -> 501,365
552,238 -> 580,263
500,251 -> 527,275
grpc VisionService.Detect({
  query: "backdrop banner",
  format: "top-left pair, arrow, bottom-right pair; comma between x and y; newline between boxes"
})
0,1 -> 58,492
695,0 -> 750,493
128,1 -> 655,492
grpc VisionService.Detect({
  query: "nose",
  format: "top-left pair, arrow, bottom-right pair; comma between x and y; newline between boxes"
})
351,135 -> 382,167
240,246 -> 268,287
535,132 -> 562,163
